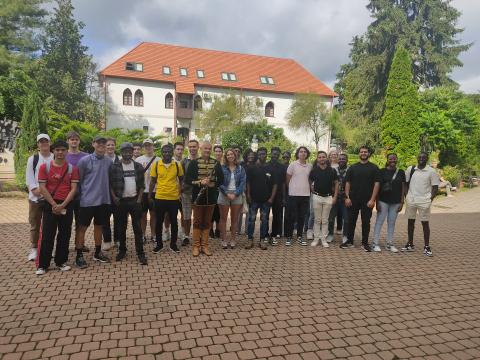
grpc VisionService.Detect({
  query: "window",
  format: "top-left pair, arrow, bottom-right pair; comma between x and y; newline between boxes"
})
265,101 -> 274,117
229,73 -> 236,81
123,88 -> 132,106
143,125 -> 149,132
179,100 -> 189,109
221,72 -> 229,81
221,72 -> 237,81
163,66 -> 171,75
180,68 -> 188,77
267,77 -> 274,85
134,89 -> 144,107
260,76 -> 268,84
193,95 -> 202,111
196,70 -> 205,78
163,127 -> 172,133
165,93 -> 173,109
260,76 -> 274,85
125,62 -> 143,71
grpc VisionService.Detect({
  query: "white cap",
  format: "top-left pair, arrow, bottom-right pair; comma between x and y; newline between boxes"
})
143,138 -> 154,145
36,134 -> 50,142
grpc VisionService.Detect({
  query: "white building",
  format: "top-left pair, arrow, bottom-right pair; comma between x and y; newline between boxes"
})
100,42 -> 336,149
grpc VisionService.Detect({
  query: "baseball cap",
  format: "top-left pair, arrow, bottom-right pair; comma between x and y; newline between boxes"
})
142,138 -> 154,145
120,142 -> 133,151
36,134 -> 50,142
93,135 -> 107,143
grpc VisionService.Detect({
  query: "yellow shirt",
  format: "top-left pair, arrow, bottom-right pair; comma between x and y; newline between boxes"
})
150,159 -> 184,200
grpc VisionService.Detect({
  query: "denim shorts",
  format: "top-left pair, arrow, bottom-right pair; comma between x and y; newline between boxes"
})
217,192 -> 243,206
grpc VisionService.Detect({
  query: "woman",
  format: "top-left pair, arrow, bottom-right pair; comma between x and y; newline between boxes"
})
237,149 -> 257,235
372,153 -> 405,253
210,145 -> 224,238
218,149 -> 246,248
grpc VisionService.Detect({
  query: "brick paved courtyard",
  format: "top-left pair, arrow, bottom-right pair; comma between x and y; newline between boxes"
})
1,189 -> 479,360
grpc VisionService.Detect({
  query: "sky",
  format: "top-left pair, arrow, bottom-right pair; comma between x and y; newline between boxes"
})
70,0 -> 479,93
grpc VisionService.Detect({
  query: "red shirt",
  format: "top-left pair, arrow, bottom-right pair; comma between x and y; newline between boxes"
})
38,161 -> 80,201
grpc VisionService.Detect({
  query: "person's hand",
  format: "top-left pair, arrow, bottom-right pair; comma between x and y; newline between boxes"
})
397,202 -> 403,213
267,197 -> 273,204
200,178 -> 210,186
367,199 -> 375,209
345,198 -> 352,207
331,196 -> 337,206
32,188 -> 41,197
227,193 -> 236,201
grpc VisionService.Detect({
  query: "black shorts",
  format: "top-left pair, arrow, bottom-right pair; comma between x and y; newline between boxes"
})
78,204 -> 110,226
142,193 -> 155,212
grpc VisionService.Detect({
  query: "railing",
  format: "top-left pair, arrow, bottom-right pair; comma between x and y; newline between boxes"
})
176,107 -> 193,119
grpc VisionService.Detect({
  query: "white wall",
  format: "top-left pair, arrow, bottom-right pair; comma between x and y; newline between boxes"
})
105,77 -> 175,136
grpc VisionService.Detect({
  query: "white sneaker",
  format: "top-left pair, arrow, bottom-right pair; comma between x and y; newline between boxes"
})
306,229 -> 314,240
342,236 -> 348,244
35,268 -> 46,275
372,245 -> 381,252
103,242 -> 113,251
326,235 -> 334,243
310,238 -> 320,247
57,263 -> 71,271
321,241 -> 330,248
389,245 -> 399,253
28,248 -> 37,262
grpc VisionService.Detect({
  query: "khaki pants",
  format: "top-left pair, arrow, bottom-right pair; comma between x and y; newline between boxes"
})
28,200 -> 43,248
312,194 -> 333,241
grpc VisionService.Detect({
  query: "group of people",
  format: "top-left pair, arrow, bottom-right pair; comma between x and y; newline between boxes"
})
26,131 -> 440,275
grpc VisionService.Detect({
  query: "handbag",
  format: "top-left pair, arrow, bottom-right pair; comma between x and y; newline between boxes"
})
381,168 -> 399,193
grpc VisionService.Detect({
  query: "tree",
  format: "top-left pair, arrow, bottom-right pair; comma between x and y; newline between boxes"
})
380,47 -> 420,166
287,93 -> 331,151
195,93 -> 263,141
14,88 -> 47,187
335,0 -> 471,149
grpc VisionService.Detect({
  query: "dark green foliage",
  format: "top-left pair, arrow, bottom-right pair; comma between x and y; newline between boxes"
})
380,47 -> 420,167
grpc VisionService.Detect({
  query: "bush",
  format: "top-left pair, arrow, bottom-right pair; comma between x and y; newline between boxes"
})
441,165 -> 461,187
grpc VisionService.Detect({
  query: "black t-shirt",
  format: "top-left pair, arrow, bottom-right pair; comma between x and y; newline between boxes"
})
378,168 -> 406,204
267,161 -> 285,198
247,163 -> 277,202
345,162 -> 381,203
309,166 -> 338,195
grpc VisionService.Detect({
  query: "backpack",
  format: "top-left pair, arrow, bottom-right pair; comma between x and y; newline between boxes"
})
45,161 -> 73,177
155,160 -> 180,178
33,154 -> 39,176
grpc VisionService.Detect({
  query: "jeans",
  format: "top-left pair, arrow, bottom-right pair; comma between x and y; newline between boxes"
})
155,199 -> 179,246
102,204 -> 118,243
373,201 -> 401,247
285,196 -> 310,238
328,200 -> 348,236
312,195 -> 332,241
347,200 -> 373,246
248,201 -> 271,239
115,198 -> 144,255
270,196 -> 284,237
304,195 -> 314,232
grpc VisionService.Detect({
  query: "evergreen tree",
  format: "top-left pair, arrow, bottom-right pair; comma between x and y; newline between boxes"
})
380,47 -> 420,166
14,88 -> 47,187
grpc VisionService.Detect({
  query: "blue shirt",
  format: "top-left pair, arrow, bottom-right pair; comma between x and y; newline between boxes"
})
77,152 -> 112,207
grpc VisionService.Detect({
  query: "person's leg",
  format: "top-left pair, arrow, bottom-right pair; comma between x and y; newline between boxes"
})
259,202 -> 271,241
229,204 -> 242,246
129,200 -> 145,257
422,221 -> 430,247
149,208 -> 156,240
311,195 -> 322,246
200,205 -> 215,255
303,197 -> 311,234
327,202 -> 337,237
168,200 -> 179,250
307,195 -> 314,231
164,213 -> 171,238
372,200 -> 388,248
191,205 -> 202,256
360,202 -> 373,247
37,210 -> 57,270
285,196 -> 295,240
386,203 -> 400,247
320,197 -> 332,246
54,207 -> 73,267
141,195 -> 148,238
102,205 -> 112,243
29,200 -> 43,251
296,197 -> 309,239
270,198 -> 281,237
336,203 -> 343,232
114,202 -> 128,255
246,202 -> 259,248
219,204 -> 229,247
346,202 -> 360,245
154,200 -> 166,250
340,201 -> 349,239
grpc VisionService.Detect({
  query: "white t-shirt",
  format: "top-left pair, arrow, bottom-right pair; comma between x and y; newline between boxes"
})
122,162 -> 137,198
227,170 -> 236,192
26,153 -> 54,202
287,160 -> 312,197
135,155 -> 160,193
406,165 -> 440,205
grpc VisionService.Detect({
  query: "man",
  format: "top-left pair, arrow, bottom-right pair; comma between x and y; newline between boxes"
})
25,134 -> 53,261
150,144 -> 184,253
180,139 -> 199,246
75,135 -> 112,267
282,151 -> 291,238
268,147 -> 285,245
342,146 -> 381,252
132,142 -> 142,160
109,142 -> 147,265
246,147 -> 277,249
103,137 -> 120,250
65,131 -> 88,252
327,153 -> 349,244
135,139 -> 160,243
185,142 -> 223,256
36,140 -> 79,275
403,152 -> 440,256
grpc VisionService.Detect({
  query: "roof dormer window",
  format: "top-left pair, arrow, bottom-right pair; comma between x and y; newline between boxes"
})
221,72 -> 237,81
163,66 -> 171,75
196,70 -> 205,78
180,68 -> 188,77
125,62 -> 143,71
260,76 -> 274,85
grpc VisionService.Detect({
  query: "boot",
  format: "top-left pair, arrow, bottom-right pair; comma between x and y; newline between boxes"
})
201,229 -> 212,256
192,228 -> 201,257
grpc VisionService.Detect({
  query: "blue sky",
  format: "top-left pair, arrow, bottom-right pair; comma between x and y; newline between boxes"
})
70,0 -> 478,93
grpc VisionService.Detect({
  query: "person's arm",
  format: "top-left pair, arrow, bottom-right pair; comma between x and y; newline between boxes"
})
430,170 -> 440,201
332,180 -> 339,205
58,182 -> 77,212
431,185 -> 439,200
39,182 -> 56,208
344,181 -> 352,207
109,165 -> 120,205
236,167 -> 246,196
368,182 -> 380,208
26,156 -> 41,197
137,164 -> 145,203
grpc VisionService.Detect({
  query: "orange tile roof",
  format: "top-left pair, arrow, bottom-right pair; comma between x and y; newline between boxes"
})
100,42 -> 336,97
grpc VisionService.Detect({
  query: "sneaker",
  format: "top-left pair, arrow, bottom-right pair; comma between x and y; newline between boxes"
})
35,268 -> 46,275
182,237 -> 190,246
401,243 -> 415,252
310,238 -> 320,247
342,236 -> 348,244
326,234 -> 334,243
363,244 -> 372,252
28,248 -> 37,262
138,254 -> 148,265
170,245 -> 180,254
222,241 -> 228,249
116,251 -> 126,262
285,238 -> 292,246
260,239 -> 268,250
56,263 -> 71,271
75,255 -> 88,269
372,245 -> 381,252
102,242 -> 113,251
321,241 -> 329,248
389,245 -> 399,253
306,229 -> 314,240
299,237 -> 307,246
271,237 -> 278,246
153,243 -> 164,253
424,246 -> 433,257
93,251 -> 110,263
339,242 -> 349,249
229,242 -> 236,249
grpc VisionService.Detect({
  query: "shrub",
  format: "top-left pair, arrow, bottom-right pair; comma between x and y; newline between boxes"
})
441,166 -> 461,187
